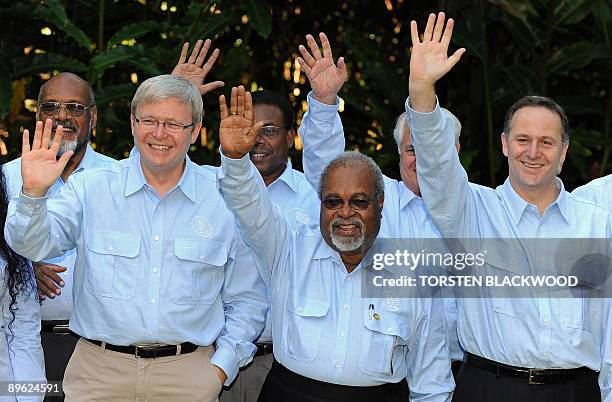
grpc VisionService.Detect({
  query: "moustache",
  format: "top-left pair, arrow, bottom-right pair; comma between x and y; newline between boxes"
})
52,121 -> 77,132
331,216 -> 364,230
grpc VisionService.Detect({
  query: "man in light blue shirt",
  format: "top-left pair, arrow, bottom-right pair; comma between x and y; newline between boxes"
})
296,33 -> 464,368
2,73 -> 114,401
573,175 -> 611,210
5,75 -> 267,402
220,89 -> 319,402
406,12 -> 612,401
217,85 -> 453,402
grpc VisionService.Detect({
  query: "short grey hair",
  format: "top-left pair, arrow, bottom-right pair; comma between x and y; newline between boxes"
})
393,108 -> 461,153
131,75 -> 202,126
318,151 -> 384,201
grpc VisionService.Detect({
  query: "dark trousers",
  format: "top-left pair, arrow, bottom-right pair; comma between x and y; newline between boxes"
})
452,363 -> 600,402
41,332 -> 78,402
258,359 -> 409,402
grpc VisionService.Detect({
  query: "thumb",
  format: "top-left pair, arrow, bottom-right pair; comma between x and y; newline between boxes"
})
337,57 -> 348,81
56,150 -> 74,173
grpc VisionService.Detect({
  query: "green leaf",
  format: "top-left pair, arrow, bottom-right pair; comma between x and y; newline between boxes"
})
95,83 -> 136,106
595,0 -> 612,46
191,11 -> 239,42
500,10 -> 542,51
452,25 -> 486,62
0,76 -> 12,119
11,54 -> 88,77
554,0 -> 595,27
19,0 -> 93,51
548,42 -> 612,74
107,21 -> 160,48
243,0 -> 272,39
88,46 -> 160,83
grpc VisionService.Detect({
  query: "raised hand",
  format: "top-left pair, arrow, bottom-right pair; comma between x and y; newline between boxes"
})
219,86 -> 264,159
171,39 -> 225,95
21,119 -> 73,198
297,32 -> 348,105
409,12 -> 466,112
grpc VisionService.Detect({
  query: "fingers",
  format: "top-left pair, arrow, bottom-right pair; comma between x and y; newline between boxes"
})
56,148 -> 74,173
34,267 -> 62,297
31,120 -> 44,150
298,44 -> 316,67
49,125 -> 63,155
410,20 -> 420,45
441,18 -> 455,48
337,57 -> 348,81
306,34 -> 322,60
22,128 -> 30,154
423,13 -> 436,42
195,39 -> 212,67
237,86 -> 245,116
201,48 -> 220,75
448,48 -> 467,69
244,90 -> 254,122
187,39 -> 203,64
36,278 -> 57,298
432,12 -> 446,43
297,57 -> 312,77
320,32 -> 333,59
201,80 -> 225,95
177,42 -> 189,64
219,94 -> 229,119
230,86 -> 238,115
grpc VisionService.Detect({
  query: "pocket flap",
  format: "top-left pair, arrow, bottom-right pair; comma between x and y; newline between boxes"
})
288,299 -> 330,317
174,238 -> 229,266
86,230 -> 141,257
363,309 -> 410,340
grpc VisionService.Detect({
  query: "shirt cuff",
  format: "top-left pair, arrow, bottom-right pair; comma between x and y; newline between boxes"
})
405,96 -> 444,132
210,346 -> 239,385
307,91 -> 340,120
218,148 -> 252,183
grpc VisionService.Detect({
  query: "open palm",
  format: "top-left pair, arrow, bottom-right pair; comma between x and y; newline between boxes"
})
218,86 -> 263,159
172,39 -> 225,95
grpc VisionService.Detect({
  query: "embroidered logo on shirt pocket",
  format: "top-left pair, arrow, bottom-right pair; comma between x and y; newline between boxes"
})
85,230 -> 141,300
286,299 -> 330,362
172,238 -> 228,305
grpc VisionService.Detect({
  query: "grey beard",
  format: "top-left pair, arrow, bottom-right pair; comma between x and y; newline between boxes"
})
50,139 -> 78,157
329,216 -> 365,252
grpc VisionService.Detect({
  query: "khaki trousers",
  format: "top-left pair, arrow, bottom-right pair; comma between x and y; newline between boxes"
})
64,338 -> 222,402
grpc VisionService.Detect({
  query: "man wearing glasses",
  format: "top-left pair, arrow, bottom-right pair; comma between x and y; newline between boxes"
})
220,90 -> 320,402
2,72 -> 115,401
217,86 -> 453,402
5,74 -> 267,401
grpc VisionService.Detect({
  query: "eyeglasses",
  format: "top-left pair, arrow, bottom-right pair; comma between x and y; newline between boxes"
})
135,117 -> 195,134
321,197 -> 377,211
38,102 -> 93,117
258,125 -> 284,138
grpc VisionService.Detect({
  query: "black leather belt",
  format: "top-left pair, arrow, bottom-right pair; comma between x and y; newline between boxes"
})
465,353 -> 597,385
255,342 -> 273,356
82,337 -> 199,359
41,320 -> 71,334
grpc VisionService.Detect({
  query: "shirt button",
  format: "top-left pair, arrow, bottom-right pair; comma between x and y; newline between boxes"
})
335,362 -> 341,368
340,331 -> 346,337
343,304 -> 349,309
107,245 -> 113,251
538,256 -> 545,263
154,235 -> 160,241
153,267 -> 159,273
150,298 -> 156,304
543,318 -> 549,324
387,327 -> 393,332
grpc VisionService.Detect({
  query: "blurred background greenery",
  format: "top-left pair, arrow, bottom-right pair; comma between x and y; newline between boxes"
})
0,0 -> 610,188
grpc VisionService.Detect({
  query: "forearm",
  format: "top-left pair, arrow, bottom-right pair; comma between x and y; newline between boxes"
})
300,91 -> 345,191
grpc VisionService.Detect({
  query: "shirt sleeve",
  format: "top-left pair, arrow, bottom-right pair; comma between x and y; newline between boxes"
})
600,296 -> 612,402
3,274 -> 45,402
211,233 -> 268,385
406,98 -> 472,238
4,180 -> 82,263
405,296 -> 454,402
300,91 -> 346,192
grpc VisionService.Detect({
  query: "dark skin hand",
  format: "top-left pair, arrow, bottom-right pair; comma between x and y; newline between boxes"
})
33,262 -> 65,300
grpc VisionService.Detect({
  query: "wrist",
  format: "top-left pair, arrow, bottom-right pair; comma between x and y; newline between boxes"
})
408,80 -> 437,113
222,150 -> 248,160
312,93 -> 337,105
22,186 -> 46,198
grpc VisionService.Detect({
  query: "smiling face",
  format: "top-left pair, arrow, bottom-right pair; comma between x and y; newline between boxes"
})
131,97 -> 200,180
501,106 -> 568,199
36,73 -> 96,159
320,162 -> 383,262
250,103 -> 294,186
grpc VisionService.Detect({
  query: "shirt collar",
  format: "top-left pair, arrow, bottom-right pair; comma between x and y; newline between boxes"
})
124,154 -> 197,203
501,177 -> 571,225
73,144 -> 98,173
270,160 -> 298,193
399,184 -> 420,211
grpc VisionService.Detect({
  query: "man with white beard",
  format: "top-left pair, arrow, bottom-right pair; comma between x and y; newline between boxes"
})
217,86 -> 453,401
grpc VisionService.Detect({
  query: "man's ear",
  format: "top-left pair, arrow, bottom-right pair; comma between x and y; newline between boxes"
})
90,106 -> 98,131
190,122 -> 202,144
287,128 -> 295,149
501,132 -> 509,157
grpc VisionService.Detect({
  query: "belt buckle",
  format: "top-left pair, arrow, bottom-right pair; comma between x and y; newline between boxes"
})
528,369 -> 545,385
134,345 -> 157,359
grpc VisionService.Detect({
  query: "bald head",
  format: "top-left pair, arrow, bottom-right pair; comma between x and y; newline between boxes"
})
38,73 -> 94,106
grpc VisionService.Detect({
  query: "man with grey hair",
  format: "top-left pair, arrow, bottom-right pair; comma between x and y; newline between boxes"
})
2,72 -> 115,401
296,32 -> 465,372
217,85 -> 453,401
5,74 -> 267,401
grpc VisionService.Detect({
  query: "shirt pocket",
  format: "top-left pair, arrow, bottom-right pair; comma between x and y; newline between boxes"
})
172,238 -> 228,305
550,290 -> 590,331
85,230 -> 141,300
359,309 -> 409,377
483,241 -> 526,318
285,298 -> 330,362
